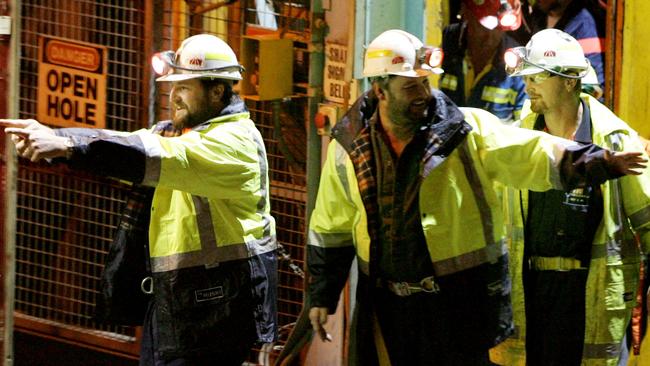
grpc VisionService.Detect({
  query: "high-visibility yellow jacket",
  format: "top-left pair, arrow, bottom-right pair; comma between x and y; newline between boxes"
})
491,94 -> 650,366
57,97 -> 277,358
306,90 -> 623,363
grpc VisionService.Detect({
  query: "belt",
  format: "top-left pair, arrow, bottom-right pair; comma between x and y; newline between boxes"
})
377,276 -> 440,297
529,256 -> 587,271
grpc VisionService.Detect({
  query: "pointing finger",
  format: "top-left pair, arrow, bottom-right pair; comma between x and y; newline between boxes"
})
4,128 -> 31,137
0,119 -> 32,129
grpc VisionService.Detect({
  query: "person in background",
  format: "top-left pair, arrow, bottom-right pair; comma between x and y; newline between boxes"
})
0,34 -> 277,366
305,29 -> 644,366
526,0 -> 606,87
440,0 -> 527,123
492,28 -> 650,366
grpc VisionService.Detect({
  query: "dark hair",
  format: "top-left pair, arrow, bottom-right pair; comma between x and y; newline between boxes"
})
562,69 -> 583,95
200,78 -> 234,103
370,75 -> 395,93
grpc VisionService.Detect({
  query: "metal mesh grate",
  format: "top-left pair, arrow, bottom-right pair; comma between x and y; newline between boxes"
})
15,0 -> 148,355
14,164 -> 133,337
243,0 -> 311,41
19,0 -> 147,131
13,0 -> 310,360
246,99 -> 307,328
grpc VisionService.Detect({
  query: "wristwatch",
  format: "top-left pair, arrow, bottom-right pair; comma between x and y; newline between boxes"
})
63,137 -> 75,159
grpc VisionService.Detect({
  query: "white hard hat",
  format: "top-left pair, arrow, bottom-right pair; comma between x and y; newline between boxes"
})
504,28 -> 589,79
363,29 -> 442,78
154,34 -> 243,82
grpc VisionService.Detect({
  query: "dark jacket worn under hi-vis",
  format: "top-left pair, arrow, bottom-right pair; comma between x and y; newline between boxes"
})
440,22 -> 527,123
56,96 -> 277,359
307,89 -> 624,365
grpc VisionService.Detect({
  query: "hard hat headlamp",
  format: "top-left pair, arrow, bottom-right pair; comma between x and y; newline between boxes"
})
504,47 -> 527,75
497,0 -> 518,29
151,50 -> 245,77
151,51 -> 175,76
504,47 -> 589,79
418,46 -> 444,74
466,0 -> 522,31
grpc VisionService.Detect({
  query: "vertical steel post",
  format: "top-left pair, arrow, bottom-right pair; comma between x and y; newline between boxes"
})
306,0 -> 326,223
3,0 -> 19,364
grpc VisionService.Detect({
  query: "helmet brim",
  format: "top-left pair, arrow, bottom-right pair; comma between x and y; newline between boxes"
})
388,68 -> 433,78
508,65 -> 546,77
156,72 -> 242,82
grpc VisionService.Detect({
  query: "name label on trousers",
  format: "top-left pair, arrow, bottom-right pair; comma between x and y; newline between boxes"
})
195,286 -> 225,303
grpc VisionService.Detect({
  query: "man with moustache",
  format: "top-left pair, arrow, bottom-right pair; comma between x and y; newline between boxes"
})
305,29 -> 645,365
0,34 -> 277,366
494,29 -> 650,366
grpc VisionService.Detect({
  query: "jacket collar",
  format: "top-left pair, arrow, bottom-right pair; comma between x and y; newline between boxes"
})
193,95 -> 250,131
219,94 -> 248,116
331,88 -> 469,154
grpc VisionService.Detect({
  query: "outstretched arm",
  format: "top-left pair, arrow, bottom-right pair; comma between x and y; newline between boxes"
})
0,119 -> 68,161
560,146 -> 646,189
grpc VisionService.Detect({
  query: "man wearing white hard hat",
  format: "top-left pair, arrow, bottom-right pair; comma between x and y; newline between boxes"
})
304,29 -> 644,365
0,34 -> 277,365
492,28 -> 650,366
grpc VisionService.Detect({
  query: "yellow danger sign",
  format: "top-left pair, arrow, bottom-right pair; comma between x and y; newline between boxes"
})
37,36 -> 107,128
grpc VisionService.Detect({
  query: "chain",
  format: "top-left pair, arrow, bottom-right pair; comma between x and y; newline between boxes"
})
276,243 -> 305,279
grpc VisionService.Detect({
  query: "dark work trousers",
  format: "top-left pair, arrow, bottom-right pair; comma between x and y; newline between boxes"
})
525,270 -> 589,366
139,300 -> 251,366
373,287 -> 494,366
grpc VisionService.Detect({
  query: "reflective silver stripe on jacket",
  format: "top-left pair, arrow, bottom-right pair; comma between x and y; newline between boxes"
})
582,342 -> 622,360
422,141 -> 507,277
458,141 -> 495,247
628,205 -> 650,230
148,122 -> 276,273
150,235 -> 276,273
308,231 -> 354,248
606,133 -> 640,258
334,143 -> 353,201
432,239 -> 508,276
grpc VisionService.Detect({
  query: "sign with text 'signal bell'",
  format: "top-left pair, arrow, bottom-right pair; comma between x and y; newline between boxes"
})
37,35 -> 107,128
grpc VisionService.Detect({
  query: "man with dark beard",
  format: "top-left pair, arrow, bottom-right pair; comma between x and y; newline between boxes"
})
305,29 -> 645,366
0,34 -> 277,366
